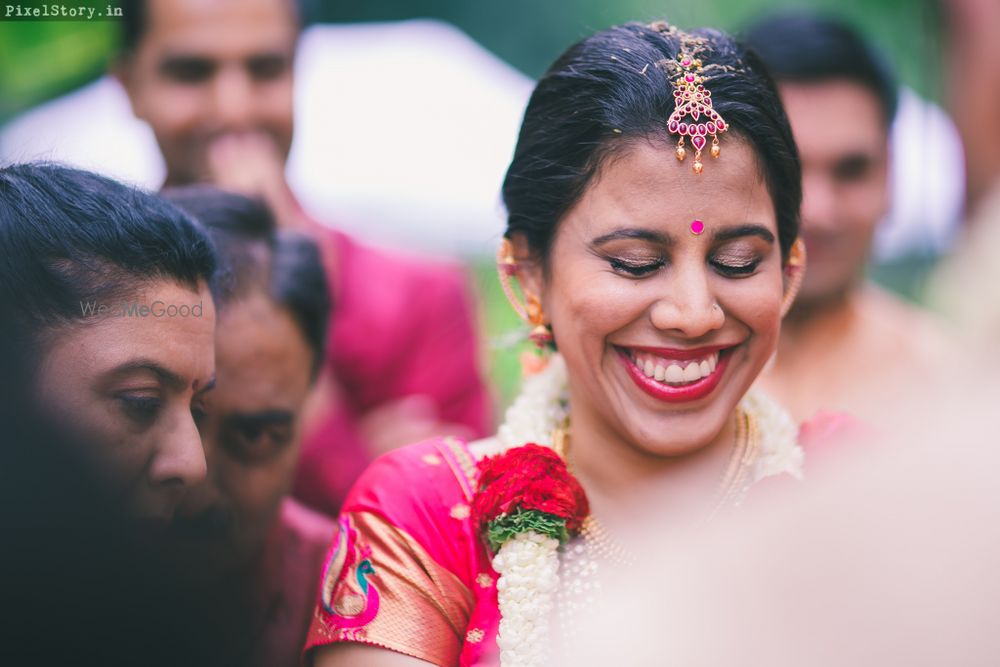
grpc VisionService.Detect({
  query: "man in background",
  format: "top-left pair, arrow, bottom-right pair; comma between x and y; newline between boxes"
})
165,187 -> 334,666
115,0 -> 491,515
746,13 -> 947,423
926,0 -> 1000,346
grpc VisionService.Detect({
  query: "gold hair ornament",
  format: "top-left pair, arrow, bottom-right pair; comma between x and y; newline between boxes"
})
650,22 -> 739,174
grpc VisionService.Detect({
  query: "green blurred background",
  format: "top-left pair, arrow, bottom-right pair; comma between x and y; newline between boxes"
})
0,0 -> 945,409
0,0 -> 942,128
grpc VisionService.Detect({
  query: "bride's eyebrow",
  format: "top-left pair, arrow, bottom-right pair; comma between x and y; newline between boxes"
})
712,224 -> 775,244
591,228 -> 673,246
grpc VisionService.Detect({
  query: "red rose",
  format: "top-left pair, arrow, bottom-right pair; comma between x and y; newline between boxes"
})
472,444 -> 590,534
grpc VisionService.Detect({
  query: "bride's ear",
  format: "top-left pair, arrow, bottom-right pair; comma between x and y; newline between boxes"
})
498,234 -> 546,318
780,238 -> 806,318
508,233 -> 544,301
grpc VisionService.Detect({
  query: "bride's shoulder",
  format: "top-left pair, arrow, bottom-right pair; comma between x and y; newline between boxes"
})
344,436 -> 481,509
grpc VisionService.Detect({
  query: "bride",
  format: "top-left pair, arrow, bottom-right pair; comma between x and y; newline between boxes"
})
307,19 -> 838,667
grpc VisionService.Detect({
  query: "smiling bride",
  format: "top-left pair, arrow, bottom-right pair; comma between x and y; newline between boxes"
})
306,19 -> 845,667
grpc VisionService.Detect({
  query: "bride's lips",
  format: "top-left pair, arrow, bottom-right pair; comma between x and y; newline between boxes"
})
616,344 -> 733,403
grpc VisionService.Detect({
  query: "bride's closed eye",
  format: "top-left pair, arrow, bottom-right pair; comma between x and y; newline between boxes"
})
710,246 -> 764,277
607,256 -> 665,277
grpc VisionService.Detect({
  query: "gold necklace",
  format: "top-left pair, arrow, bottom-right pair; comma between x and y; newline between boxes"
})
555,407 -> 759,565
703,407 -> 760,523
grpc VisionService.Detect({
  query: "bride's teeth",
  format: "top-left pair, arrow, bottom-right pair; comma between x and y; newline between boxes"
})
629,348 -> 726,385
665,364 -> 684,383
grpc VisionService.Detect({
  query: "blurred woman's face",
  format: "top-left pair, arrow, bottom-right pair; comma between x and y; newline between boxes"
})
35,280 -> 216,519
528,139 -> 784,457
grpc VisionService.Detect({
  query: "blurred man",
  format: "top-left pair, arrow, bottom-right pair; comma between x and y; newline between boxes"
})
115,0 -> 491,515
926,0 -> 1000,345
746,14 -> 946,423
165,187 -> 334,667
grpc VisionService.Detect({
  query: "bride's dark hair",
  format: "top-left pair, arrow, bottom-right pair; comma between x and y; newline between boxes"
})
502,21 -> 800,264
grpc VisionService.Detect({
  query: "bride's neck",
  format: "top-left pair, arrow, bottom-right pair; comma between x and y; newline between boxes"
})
566,398 -> 737,532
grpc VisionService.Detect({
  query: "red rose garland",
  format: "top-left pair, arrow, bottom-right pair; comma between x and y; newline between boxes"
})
473,444 -> 590,553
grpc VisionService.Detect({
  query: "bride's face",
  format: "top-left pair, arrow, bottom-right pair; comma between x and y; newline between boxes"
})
533,138 -> 784,456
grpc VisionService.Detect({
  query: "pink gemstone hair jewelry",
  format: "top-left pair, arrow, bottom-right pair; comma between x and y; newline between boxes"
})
666,48 -> 729,174
690,219 -> 705,235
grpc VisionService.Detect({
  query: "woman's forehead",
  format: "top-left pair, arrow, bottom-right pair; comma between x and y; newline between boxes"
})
565,139 -> 775,235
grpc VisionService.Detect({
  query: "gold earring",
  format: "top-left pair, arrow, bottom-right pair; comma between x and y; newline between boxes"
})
526,294 -> 553,349
497,238 -> 553,350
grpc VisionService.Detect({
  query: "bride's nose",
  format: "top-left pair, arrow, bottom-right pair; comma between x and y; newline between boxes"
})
648,260 -> 725,338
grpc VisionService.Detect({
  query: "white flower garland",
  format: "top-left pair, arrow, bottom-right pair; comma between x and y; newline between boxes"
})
490,354 -> 568,667
489,352 -> 802,667
492,532 -> 560,667
742,386 -> 804,482
496,353 -> 569,449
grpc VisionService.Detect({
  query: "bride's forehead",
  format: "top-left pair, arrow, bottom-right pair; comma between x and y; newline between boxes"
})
593,137 -> 763,188
564,142 -> 774,231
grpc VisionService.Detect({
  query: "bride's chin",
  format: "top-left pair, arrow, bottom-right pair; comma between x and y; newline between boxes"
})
622,422 -> 721,459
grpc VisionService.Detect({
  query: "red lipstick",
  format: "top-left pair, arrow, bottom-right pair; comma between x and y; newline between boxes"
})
617,346 -> 731,403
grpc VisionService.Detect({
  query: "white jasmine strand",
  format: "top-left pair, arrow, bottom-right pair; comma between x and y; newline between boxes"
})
492,532 -> 561,667
497,354 -> 568,449
742,388 -> 803,481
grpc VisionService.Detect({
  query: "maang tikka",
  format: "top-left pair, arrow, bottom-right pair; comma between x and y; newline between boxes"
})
654,25 -> 733,174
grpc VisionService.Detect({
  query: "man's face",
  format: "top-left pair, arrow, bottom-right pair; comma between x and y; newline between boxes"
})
780,80 -> 890,306
117,0 -> 297,185
174,292 -> 314,572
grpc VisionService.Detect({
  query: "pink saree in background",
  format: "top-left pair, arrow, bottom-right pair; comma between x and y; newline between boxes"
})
293,230 -> 492,518
304,412 -> 853,667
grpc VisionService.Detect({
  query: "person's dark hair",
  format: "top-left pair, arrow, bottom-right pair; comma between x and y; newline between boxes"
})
162,186 -> 330,379
502,21 -> 801,264
117,0 -> 305,55
0,164 -> 222,666
743,13 -> 898,125
0,162 -> 217,361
